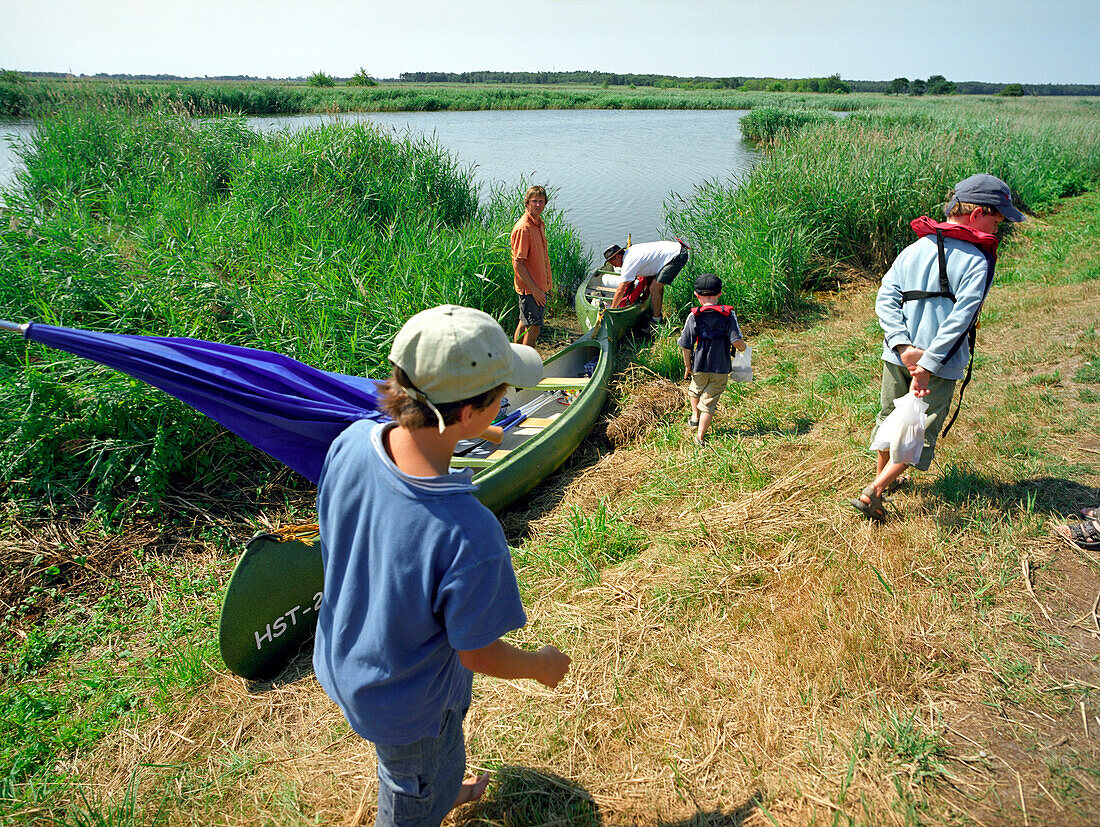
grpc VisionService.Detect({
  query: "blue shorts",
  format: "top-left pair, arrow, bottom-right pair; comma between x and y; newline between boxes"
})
374,707 -> 466,826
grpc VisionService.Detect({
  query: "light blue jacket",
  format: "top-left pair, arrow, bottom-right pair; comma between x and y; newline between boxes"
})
876,235 -> 992,381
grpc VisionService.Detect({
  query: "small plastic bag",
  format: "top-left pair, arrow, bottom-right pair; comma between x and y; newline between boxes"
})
869,392 -> 928,465
730,346 -> 753,382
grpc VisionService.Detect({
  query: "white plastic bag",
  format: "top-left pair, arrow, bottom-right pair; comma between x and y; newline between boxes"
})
869,392 -> 928,465
730,346 -> 753,382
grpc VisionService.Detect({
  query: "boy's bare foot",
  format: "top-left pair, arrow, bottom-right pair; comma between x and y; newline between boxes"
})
451,771 -> 490,810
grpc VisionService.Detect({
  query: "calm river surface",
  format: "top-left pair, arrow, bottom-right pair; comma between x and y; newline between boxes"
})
1,110 -> 759,263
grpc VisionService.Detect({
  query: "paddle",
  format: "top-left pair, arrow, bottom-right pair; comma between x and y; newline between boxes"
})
453,390 -> 564,457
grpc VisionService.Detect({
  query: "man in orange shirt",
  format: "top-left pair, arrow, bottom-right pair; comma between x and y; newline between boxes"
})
510,185 -> 553,346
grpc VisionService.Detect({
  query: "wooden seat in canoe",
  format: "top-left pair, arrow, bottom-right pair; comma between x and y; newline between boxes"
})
533,376 -> 590,390
451,449 -> 510,468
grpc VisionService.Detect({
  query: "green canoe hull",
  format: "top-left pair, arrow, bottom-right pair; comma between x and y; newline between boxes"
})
574,269 -> 650,341
218,322 -> 615,681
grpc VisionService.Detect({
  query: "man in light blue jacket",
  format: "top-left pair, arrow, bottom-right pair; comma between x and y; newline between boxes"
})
852,174 -> 1025,521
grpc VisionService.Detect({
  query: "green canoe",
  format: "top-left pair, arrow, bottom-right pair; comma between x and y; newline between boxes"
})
218,319 -> 616,681
574,267 -> 651,340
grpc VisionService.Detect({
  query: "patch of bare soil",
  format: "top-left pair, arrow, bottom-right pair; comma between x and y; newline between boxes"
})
939,547 -> 1100,825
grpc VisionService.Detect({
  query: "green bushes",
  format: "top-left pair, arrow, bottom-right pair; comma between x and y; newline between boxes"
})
0,109 -> 586,517
664,99 -> 1100,322
1,78 -> 882,117
739,107 -> 838,142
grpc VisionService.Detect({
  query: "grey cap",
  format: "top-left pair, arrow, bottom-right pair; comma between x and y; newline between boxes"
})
948,173 -> 1026,222
389,305 -> 544,405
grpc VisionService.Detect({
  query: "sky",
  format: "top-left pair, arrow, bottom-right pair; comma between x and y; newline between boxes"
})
2,0 -> 1098,85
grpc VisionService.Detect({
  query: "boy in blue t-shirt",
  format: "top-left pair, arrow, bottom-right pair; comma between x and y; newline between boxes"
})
314,305 -> 572,826
678,274 -> 746,445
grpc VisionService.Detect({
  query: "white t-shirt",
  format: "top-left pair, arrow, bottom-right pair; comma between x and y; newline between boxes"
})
606,240 -> 683,285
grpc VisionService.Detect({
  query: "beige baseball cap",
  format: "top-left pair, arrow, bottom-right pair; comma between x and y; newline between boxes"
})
389,305 -> 543,405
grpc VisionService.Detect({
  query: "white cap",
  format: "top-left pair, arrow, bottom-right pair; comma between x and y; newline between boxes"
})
389,305 -> 543,406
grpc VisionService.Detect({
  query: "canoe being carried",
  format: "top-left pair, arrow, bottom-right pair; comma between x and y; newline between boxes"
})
218,319 -> 615,680
575,266 -> 651,340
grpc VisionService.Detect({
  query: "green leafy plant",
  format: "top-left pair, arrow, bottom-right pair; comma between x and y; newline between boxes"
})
306,71 -> 335,88
346,67 -> 377,87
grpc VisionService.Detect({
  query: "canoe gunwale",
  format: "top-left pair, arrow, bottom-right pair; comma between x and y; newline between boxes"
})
574,271 -> 650,341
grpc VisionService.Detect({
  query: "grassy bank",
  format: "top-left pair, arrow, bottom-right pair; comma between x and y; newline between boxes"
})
0,77 -> 877,117
2,94 -> 1099,824
665,96 -> 1100,321
0,107 -> 586,519
3,180 -> 1096,827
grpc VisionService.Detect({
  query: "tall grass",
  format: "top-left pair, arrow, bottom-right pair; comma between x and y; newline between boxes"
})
0,78 -> 879,118
666,97 -> 1100,320
0,107 -> 586,517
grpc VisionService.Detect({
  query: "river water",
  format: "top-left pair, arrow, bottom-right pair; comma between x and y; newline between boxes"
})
1,110 -> 759,263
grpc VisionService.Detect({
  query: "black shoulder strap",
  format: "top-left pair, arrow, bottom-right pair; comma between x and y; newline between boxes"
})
940,326 -> 978,439
900,230 -> 955,303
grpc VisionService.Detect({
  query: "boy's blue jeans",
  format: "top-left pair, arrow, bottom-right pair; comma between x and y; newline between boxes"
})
373,707 -> 466,827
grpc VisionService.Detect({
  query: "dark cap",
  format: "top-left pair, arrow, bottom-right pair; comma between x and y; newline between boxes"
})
602,244 -> 624,262
948,173 -> 1025,222
694,273 -> 722,295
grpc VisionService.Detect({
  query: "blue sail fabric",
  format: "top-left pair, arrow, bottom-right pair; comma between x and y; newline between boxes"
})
22,323 -> 389,485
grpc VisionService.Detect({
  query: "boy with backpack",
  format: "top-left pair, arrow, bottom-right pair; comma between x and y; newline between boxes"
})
851,173 -> 1025,521
678,274 -> 747,445
313,305 -> 572,825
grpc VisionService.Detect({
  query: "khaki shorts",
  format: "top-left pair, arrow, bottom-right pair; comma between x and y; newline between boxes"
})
689,371 -> 729,415
877,361 -> 956,471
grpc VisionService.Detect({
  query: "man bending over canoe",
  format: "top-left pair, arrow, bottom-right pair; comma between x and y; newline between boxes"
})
603,238 -> 690,323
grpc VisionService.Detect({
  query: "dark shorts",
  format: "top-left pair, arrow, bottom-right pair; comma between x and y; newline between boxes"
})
655,249 -> 689,285
518,293 -> 545,327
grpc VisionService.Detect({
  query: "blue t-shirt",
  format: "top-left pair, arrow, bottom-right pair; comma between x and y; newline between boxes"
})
313,421 -> 527,745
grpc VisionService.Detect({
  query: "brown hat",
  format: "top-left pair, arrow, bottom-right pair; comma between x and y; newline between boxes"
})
602,244 -> 624,262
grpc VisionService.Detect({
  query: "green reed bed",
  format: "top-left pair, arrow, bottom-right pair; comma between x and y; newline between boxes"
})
665,97 -> 1100,319
0,108 -> 586,517
737,106 -> 839,142
0,77 -> 881,117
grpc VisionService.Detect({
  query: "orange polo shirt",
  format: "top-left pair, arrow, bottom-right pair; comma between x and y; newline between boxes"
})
510,210 -> 552,295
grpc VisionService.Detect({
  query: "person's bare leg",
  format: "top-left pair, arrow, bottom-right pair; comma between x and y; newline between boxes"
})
876,448 -> 889,476
858,459 -> 909,506
697,410 -> 713,443
451,771 -> 491,810
521,325 -> 540,347
514,320 -> 526,344
650,282 -> 665,319
688,393 -> 701,423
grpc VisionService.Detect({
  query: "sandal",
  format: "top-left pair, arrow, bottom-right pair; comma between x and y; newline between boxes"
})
851,486 -> 887,522
1053,520 -> 1100,553
1077,506 -> 1098,520
689,418 -> 699,428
